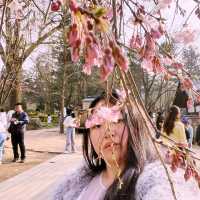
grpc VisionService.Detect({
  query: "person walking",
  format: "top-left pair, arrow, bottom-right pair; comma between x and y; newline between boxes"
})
8,103 -> 29,163
63,112 -> 78,153
0,109 -> 8,164
47,114 -> 52,124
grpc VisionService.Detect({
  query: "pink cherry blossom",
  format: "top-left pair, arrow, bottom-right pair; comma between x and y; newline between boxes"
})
182,78 -> 193,90
105,8 -> 113,20
110,41 -> 129,72
130,34 -> 143,49
69,0 -> 79,12
82,36 -> 100,75
141,59 -> 153,72
97,106 -> 121,123
71,39 -> 81,63
8,0 -> 24,19
161,56 -> 173,66
174,28 -> 197,45
157,0 -> 173,9
82,63 -> 92,75
150,28 -> 163,39
171,62 -> 183,69
85,114 -> 104,129
85,36 -> 99,63
143,34 -> 156,60
100,48 -> 114,81
85,106 -> 121,128
152,57 -> 166,73
68,24 -> 79,47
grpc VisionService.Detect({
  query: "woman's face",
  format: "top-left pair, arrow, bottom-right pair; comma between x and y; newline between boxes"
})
89,100 -> 128,167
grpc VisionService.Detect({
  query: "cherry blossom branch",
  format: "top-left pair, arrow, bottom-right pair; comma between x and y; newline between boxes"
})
117,67 -> 178,200
183,5 -> 198,26
44,0 -> 51,24
121,67 -> 179,199
31,0 -> 45,16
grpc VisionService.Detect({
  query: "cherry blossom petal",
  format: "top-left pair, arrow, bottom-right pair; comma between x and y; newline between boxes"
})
182,78 -> 193,90
110,42 -> 129,72
130,34 -> 143,49
171,62 -> 183,69
157,0 -> 173,9
97,106 -> 121,122
151,28 -> 163,39
68,24 -> 79,47
100,49 -> 114,81
83,63 -> 92,75
69,0 -> 79,12
141,59 -> 153,72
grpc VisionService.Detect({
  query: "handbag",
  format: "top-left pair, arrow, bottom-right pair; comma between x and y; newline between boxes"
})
8,124 -> 15,133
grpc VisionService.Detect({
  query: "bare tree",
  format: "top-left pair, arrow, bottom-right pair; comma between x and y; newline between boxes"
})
0,0 -> 61,107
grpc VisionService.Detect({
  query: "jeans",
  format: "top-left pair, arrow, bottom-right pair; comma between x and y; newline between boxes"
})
65,127 -> 75,152
0,133 -> 6,162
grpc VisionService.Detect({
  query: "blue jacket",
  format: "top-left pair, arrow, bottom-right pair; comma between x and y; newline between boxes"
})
10,111 -> 29,132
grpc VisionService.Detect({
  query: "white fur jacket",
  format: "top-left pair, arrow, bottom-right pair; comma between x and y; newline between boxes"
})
53,161 -> 200,200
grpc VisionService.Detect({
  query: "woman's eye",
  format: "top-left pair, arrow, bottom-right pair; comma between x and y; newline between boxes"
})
114,119 -> 124,124
92,124 -> 102,129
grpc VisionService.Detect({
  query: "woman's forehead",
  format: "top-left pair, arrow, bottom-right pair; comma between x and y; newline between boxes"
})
94,100 -> 106,109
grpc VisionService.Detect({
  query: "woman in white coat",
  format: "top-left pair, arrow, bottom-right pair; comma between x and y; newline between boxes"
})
53,92 -> 200,200
0,109 -> 8,164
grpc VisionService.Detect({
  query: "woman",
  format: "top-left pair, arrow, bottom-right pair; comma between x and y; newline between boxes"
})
0,109 -> 8,164
162,105 -> 188,147
53,93 -> 200,200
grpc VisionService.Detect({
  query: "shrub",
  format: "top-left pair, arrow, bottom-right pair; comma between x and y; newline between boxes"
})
27,118 -> 43,130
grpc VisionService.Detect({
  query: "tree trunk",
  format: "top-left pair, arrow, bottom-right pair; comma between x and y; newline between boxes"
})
9,68 -> 22,108
59,12 -> 69,133
60,84 -> 65,133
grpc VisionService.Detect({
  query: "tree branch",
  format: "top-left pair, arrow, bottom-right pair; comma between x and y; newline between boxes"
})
0,42 -> 6,65
23,24 -> 61,62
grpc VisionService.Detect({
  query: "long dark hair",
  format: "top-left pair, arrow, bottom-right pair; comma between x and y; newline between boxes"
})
82,91 -> 155,200
163,105 -> 180,135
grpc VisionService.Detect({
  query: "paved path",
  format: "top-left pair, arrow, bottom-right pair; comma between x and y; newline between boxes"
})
0,153 -> 82,200
0,127 -> 83,199
5,127 -> 82,153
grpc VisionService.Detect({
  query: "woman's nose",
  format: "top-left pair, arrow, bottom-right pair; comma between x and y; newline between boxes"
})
104,124 -> 116,138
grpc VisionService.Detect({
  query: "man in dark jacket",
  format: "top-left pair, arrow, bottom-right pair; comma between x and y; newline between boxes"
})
9,103 -> 29,163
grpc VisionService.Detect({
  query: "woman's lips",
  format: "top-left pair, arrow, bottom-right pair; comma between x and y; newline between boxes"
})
103,143 -> 119,150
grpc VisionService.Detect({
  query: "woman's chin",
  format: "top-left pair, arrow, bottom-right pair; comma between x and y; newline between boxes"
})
103,152 -> 121,165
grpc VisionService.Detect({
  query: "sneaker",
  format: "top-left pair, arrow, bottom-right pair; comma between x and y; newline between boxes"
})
64,150 -> 70,154
19,159 -> 25,163
12,158 -> 19,162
